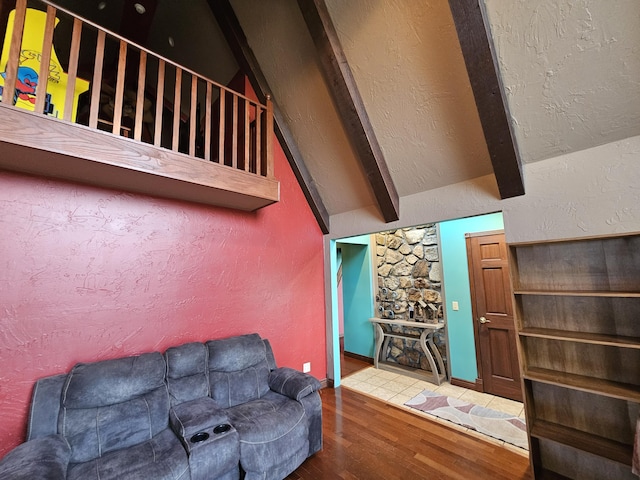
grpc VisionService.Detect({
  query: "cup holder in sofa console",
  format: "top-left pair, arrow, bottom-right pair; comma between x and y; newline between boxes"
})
213,424 -> 232,435
190,432 -> 210,443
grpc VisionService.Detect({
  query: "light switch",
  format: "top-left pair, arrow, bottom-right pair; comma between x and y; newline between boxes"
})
452,301 -> 459,311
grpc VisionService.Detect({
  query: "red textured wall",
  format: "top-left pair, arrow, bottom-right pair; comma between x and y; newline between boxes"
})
0,103 -> 326,456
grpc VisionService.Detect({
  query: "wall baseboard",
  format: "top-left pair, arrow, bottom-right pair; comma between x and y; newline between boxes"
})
450,377 -> 482,392
343,351 -> 374,364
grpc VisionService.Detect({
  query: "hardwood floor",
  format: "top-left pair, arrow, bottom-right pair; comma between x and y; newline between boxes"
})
286,355 -> 532,480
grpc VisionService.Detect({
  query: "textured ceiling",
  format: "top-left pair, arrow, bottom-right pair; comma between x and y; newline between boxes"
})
485,0 -> 640,164
54,0 -> 640,220
55,0 -> 239,86
325,0 -> 494,197
231,0 -> 378,215
234,0 -> 640,217
233,0 -> 494,214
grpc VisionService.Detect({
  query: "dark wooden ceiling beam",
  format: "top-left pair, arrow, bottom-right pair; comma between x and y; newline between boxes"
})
297,0 -> 399,223
448,0 -> 525,199
207,0 -> 330,234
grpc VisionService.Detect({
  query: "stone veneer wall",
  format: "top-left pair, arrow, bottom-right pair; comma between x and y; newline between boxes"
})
375,225 -> 447,372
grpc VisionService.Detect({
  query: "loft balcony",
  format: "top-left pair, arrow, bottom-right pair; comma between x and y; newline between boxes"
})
0,0 -> 278,211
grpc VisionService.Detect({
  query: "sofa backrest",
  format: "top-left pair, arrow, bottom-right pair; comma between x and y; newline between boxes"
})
58,352 -> 169,464
27,374 -> 67,441
165,342 -> 209,406
262,338 -> 278,371
26,334 -> 279,452
207,333 -> 271,408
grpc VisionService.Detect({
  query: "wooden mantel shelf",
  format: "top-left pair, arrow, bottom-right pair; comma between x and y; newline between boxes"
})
0,104 -> 280,211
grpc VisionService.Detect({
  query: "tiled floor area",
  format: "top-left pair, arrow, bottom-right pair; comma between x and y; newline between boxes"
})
340,366 -> 528,456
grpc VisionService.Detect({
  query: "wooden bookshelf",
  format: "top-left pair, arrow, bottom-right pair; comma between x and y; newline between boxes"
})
514,290 -> 640,297
524,367 -> 640,402
530,419 -> 633,466
519,328 -> 640,349
509,233 -> 640,479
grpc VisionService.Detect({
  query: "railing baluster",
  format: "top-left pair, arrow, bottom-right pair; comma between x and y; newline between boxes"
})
265,95 -> 274,178
2,0 -> 26,106
204,83 -> 212,161
89,30 -> 106,129
244,100 -> 250,171
255,106 -> 262,176
63,17 -> 82,122
112,40 -> 127,136
260,107 -> 267,177
218,90 -> 225,164
189,75 -> 197,157
231,94 -> 238,169
154,59 -> 165,147
172,67 -> 182,151
134,50 -> 147,141
34,5 -> 56,114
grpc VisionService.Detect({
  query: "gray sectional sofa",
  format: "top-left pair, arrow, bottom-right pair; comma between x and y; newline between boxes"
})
0,333 -> 323,480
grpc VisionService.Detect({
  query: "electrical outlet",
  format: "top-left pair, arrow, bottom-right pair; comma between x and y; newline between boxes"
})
303,362 -> 311,373
452,301 -> 459,311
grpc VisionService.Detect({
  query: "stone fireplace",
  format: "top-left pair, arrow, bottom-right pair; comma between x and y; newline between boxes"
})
375,225 -> 447,373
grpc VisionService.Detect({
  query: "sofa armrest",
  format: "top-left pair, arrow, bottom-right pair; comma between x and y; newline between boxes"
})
269,367 -> 321,401
169,397 -> 239,480
169,397 -> 233,451
0,434 -> 70,480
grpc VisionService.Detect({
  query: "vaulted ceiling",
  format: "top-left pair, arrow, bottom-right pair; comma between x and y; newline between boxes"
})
229,0 -> 640,232
49,0 -> 640,234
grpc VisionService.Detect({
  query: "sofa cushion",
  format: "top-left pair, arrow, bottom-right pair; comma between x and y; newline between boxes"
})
60,353 -> 170,463
226,392 -> 308,477
226,392 -> 305,444
62,352 -> 165,408
207,334 -> 270,408
207,334 -> 266,372
66,428 -> 189,480
165,342 -> 209,406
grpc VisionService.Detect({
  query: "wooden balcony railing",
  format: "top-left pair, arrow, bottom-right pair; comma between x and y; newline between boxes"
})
0,0 -> 278,211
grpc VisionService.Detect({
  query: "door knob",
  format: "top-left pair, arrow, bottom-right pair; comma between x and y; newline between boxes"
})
479,316 -> 491,324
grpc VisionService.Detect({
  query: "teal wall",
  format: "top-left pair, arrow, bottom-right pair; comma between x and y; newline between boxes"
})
328,239 -> 341,385
439,212 -> 504,382
337,235 -> 375,359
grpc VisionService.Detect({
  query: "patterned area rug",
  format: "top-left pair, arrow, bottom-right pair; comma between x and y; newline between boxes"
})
405,389 -> 528,450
